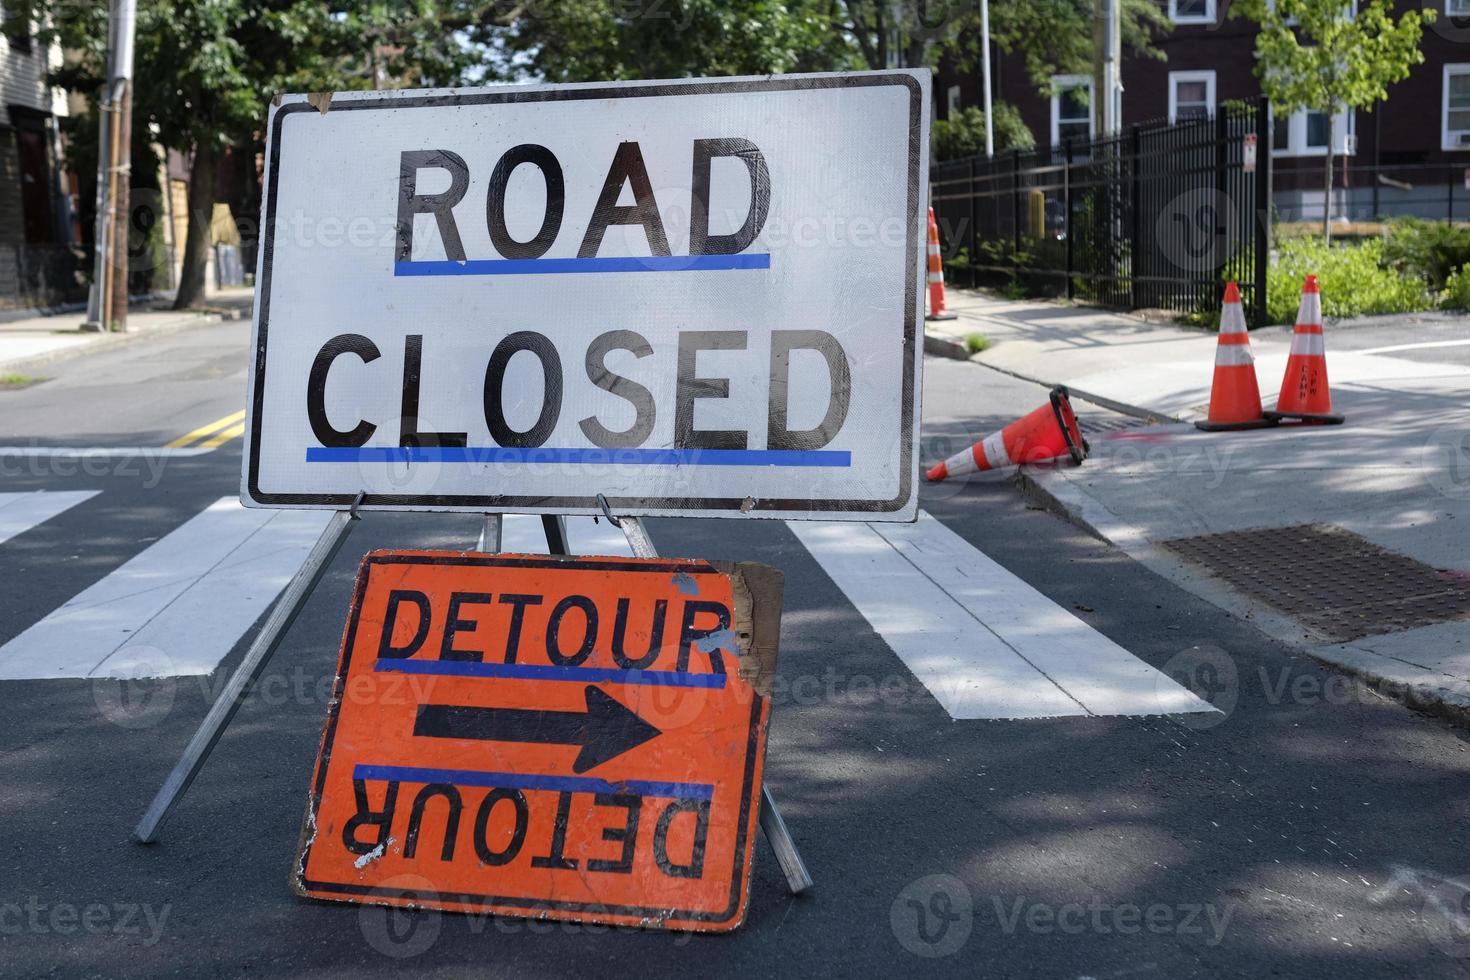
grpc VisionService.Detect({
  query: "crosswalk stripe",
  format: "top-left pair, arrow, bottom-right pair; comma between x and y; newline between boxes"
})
165,410 -> 246,449
0,491 -> 99,546
788,511 -> 1219,720
0,498 -> 333,681
494,514 -> 635,557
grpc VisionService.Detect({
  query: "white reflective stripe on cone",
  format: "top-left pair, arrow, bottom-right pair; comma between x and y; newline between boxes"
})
928,271 -> 944,284
1215,343 -> 1254,366
980,430 -> 1011,469
1297,291 -> 1321,326
941,444 -> 980,478
928,243 -> 942,254
1219,302 -> 1248,335
1289,333 -> 1326,357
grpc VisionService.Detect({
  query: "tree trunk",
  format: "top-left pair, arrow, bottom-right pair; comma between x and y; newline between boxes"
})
1323,113 -> 1335,245
173,140 -> 216,310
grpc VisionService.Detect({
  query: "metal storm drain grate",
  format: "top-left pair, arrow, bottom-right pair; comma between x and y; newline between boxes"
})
1162,524 -> 1470,642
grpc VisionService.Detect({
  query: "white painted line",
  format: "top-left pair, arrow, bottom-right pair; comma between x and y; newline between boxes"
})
789,511 -> 1219,720
0,491 -> 99,546
787,521 -> 1091,719
497,514 -> 635,557
0,497 -> 333,680
0,446 -> 212,457
1354,338 -> 1470,355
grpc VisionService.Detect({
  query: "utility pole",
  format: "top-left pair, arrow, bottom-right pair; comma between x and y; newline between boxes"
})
1094,0 -> 1122,137
981,0 -> 994,157
83,0 -> 136,333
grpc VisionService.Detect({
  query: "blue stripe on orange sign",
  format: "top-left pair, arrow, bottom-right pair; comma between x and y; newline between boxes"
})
352,763 -> 714,801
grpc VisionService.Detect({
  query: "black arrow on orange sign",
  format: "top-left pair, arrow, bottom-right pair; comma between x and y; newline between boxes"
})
412,685 -> 662,774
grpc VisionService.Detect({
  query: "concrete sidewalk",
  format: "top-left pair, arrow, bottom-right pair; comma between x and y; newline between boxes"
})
933,289 -> 1470,722
0,287 -> 255,377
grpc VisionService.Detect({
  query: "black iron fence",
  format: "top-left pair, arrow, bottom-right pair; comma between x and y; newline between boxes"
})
931,99 -> 1270,326
1274,161 -> 1470,224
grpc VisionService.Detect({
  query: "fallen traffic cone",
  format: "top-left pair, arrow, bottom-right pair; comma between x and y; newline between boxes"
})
925,207 -> 957,321
1195,281 -> 1273,431
927,386 -> 1089,481
1263,275 -> 1345,425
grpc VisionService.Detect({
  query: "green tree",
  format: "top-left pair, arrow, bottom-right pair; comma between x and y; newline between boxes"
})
931,104 -> 1034,160
43,0 -> 491,309
1235,0 -> 1432,241
496,1 -> 861,82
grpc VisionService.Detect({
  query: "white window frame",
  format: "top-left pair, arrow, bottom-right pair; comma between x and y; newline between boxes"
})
1271,105 -> 1355,157
1444,64 -> 1470,151
1169,0 -> 1216,25
1050,74 -> 1094,146
946,84 -> 961,117
1168,70 -> 1216,123
1447,0 -> 1470,16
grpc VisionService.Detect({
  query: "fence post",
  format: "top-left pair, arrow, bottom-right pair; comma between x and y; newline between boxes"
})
1064,139 -> 1074,301
1252,98 -> 1271,329
1011,149 -> 1022,273
1129,125 -> 1142,310
968,157 -> 978,289
1449,166 -> 1455,224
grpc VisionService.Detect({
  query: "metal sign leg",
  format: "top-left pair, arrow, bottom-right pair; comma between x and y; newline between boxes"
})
485,514 -> 508,552
133,506 -> 360,844
610,512 -> 812,895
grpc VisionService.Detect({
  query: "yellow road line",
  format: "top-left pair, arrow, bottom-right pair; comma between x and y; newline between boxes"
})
166,410 -> 245,449
197,421 -> 246,450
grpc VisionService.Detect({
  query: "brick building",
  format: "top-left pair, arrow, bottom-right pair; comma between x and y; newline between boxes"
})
0,6 -> 82,313
936,0 -> 1470,222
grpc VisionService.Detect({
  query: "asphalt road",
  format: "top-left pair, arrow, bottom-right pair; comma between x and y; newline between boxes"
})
2,319 -> 1470,978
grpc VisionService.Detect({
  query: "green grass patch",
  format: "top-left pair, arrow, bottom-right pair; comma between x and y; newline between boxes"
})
964,333 -> 992,354
0,373 -> 45,390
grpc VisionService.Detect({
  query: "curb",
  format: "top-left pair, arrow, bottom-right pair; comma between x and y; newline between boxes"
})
0,305 -> 251,377
923,330 -> 970,361
1014,465 -> 1470,731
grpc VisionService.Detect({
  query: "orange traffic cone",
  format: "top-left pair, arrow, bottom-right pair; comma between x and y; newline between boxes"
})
927,386 -> 1089,481
1195,282 -> 1273,431
1263,275 -> 1345,425
925,207 -> 957,321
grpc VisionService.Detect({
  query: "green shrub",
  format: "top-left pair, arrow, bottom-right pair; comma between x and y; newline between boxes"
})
1381,217 -> 1470,291
1266,237 -> 1433,324
931,104 -> 1035,162
1443,265 -> 1470,309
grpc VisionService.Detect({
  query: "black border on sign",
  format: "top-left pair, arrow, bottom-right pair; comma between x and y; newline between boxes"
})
246,73 -> 923,514
297,553 -> 766,925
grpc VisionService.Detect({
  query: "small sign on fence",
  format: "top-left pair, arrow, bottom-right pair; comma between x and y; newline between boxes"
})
1243,133 -> 1257,174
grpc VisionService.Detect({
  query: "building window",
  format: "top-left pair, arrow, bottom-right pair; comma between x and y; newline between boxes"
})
1169,0 -> 1215,24
1168,70 -> 1216,122
1271,106 -> 1354,156
1050,75 -> 1093,146
946,84 -> 961,117
2,1 -> 33,53
1448,0 -> 1470,16
1444,65 -> 1470,150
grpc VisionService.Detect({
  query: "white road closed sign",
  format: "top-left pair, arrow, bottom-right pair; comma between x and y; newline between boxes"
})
243,71 -> 928,520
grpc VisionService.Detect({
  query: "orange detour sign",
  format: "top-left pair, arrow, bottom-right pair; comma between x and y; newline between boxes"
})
293,550 -> 784,932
